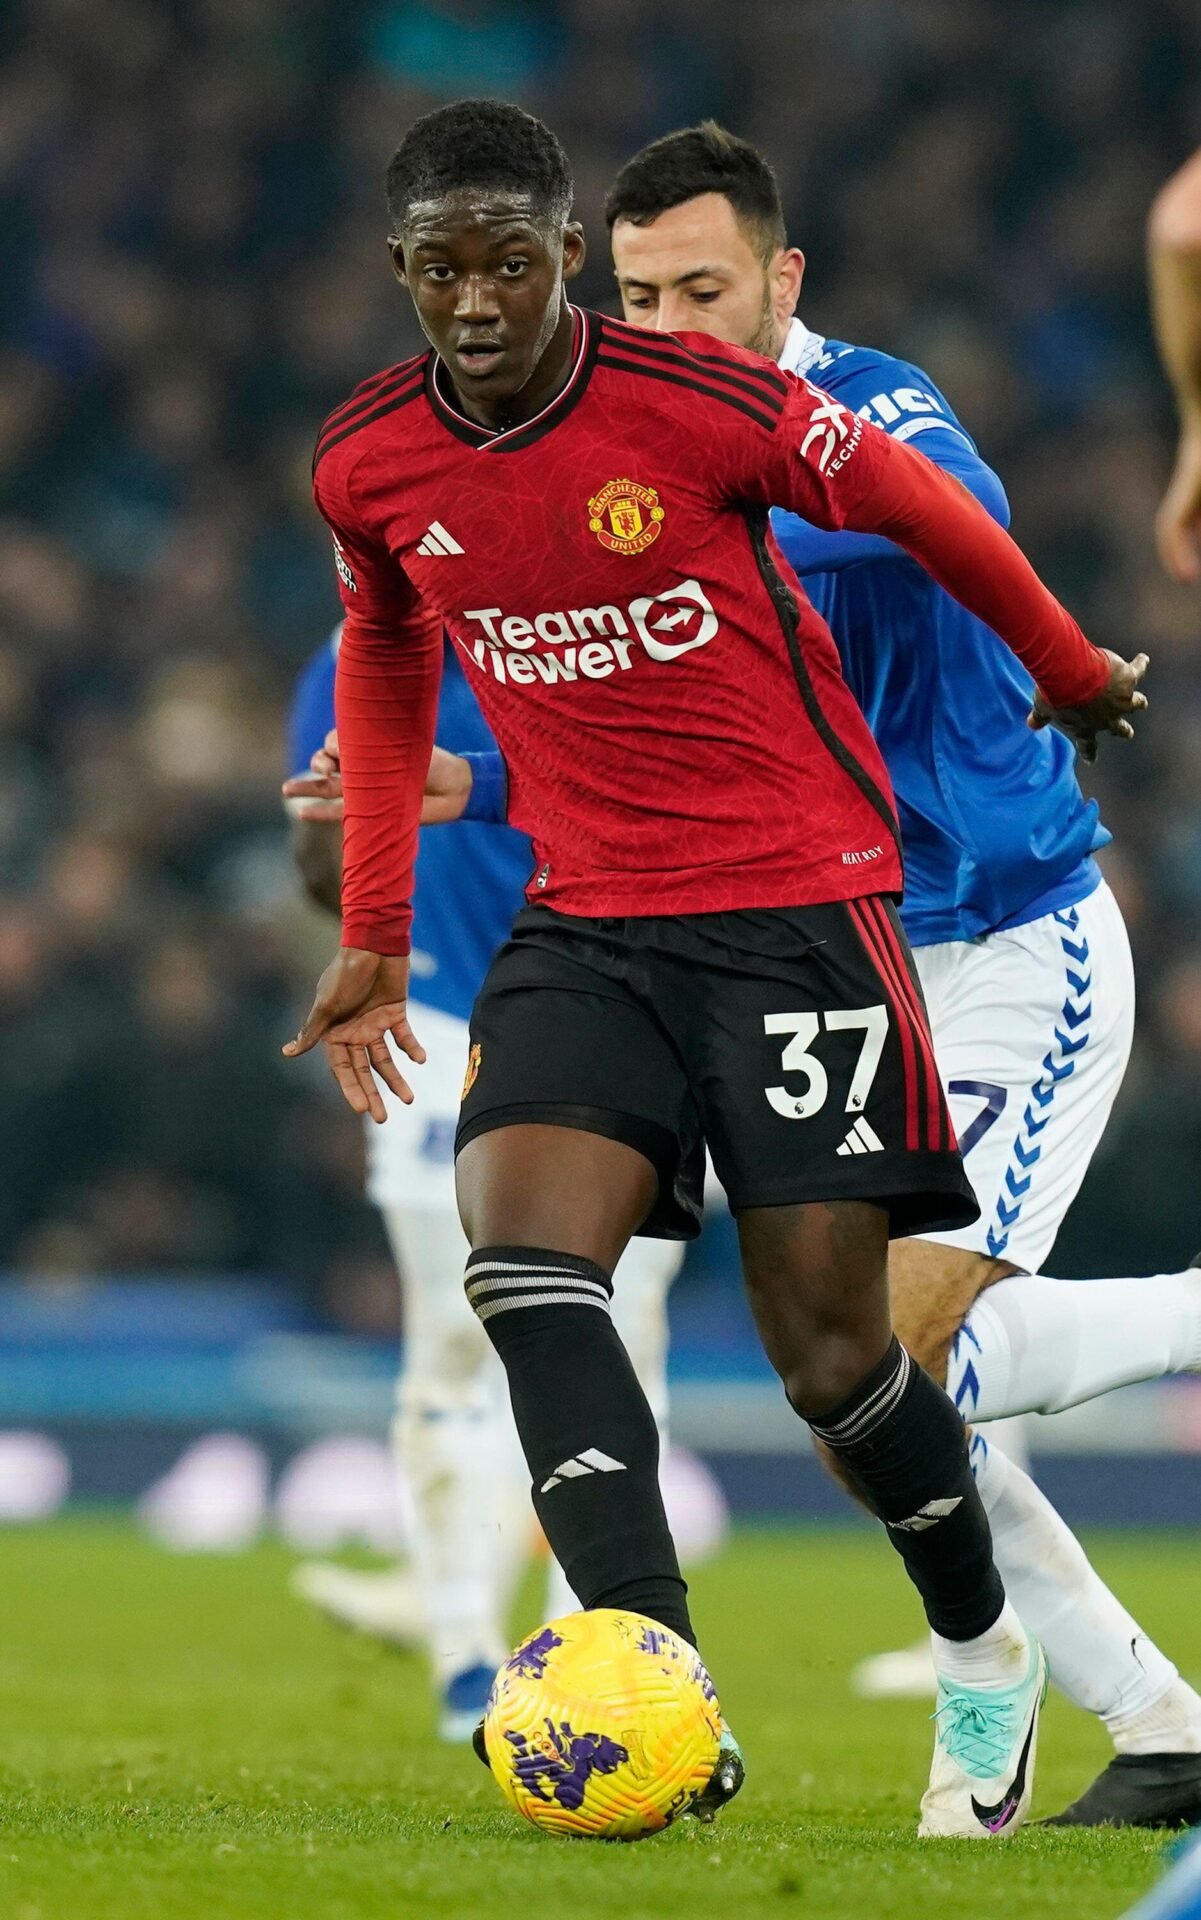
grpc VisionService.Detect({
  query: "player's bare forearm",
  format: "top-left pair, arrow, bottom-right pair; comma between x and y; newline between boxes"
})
1150,150 -> 1201,418
1150,150 -> 1201,578
1151,241 -> 1201,420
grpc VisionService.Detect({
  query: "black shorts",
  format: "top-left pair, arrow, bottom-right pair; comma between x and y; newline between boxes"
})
456,901 -> 978,1242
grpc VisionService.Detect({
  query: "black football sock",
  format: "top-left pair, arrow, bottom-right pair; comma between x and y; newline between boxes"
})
802,1338 -> 1005,1641
466,1245 -> 695,1647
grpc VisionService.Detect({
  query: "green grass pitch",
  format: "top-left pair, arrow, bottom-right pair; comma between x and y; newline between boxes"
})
0,1519 -> 1194,1919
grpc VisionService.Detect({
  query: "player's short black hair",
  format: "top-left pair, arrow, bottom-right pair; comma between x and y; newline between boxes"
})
386,99 -> 573,234
604,122 -> 786,264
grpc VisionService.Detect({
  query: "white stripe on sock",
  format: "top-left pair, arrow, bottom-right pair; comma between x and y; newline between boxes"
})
473,1290 -> 611,1322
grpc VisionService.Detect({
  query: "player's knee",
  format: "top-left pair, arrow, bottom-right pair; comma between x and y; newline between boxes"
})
779,1324 -> 890,1421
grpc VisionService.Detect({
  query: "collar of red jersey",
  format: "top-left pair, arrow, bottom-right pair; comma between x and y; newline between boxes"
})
427,306 -> 593,451
777,318 -> 828,378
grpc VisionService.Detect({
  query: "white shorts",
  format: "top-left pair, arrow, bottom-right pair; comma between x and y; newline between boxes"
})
364,1001 -> 470,1214
914,879 -> 1134,1274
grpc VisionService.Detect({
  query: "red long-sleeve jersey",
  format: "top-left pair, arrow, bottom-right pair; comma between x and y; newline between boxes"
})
313,310 -> 1108,955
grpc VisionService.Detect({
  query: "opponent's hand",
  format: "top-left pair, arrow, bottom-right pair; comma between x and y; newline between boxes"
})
282,773 -> 343,821
280,730 -> 473,826
1028,649 -> 1149,763
282,948 -> 425,1122
422,745 -> 474,824
281,728 -> 344,821
1157,426 -> 1201,582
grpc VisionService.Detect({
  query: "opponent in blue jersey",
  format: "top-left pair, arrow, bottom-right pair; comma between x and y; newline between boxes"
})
768,338 -> 1107,946
284,632 -> 687,1739
413,122 -> 1198,1830
603,124 -> 1201,1832
289,628 -> 531,1026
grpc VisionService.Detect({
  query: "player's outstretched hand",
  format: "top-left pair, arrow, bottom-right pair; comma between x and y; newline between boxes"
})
281,729 -> 472,827
1028,649 -> 1149,763
1157,427 -> 1201,582
282,949 -> 425,1122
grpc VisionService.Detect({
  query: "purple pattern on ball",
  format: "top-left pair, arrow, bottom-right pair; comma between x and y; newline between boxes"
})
504,1627 -> 564,1681
505,1720 -> 629,1811
691,1657 -> 718,1702
638,1626 -> 674,1658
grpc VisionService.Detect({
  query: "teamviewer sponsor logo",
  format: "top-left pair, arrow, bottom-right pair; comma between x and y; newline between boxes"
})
628,578 -> 719,660
459,580 -> 719,687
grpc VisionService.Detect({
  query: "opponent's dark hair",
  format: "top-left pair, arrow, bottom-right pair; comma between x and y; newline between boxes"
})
386,99 -> 573,233
604,121 -> 786,264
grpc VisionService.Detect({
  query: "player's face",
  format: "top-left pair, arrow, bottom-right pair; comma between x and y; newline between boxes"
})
612,193 -> 804,360
393,192 -> 585,414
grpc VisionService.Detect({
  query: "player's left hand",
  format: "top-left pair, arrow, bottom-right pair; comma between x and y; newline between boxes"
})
1027,648 -> 1149,763
282,949 -> 425,1122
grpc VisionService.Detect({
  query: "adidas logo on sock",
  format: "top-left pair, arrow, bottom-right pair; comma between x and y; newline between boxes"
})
416,520 -> 464,556
836,1116 -> 884,1157
889,1496 -> 963,1534
540,1448 -> 626,1493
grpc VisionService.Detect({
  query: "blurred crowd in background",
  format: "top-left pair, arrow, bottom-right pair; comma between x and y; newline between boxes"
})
1,0 -> 1200,1316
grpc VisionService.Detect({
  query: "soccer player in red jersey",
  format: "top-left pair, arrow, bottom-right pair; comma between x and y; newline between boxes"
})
284,100 -> 1146,1833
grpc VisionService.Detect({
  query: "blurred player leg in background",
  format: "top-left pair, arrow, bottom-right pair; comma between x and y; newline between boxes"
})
294,1000 -> 686,1740
292,1004 -> 506,1738
1150,146 -> 1201,581
373,1003 -> 514,1731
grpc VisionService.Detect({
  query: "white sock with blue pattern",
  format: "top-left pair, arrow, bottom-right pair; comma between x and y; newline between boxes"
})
971,1436 -> 1201,1749
948,1270 -> 1201,1421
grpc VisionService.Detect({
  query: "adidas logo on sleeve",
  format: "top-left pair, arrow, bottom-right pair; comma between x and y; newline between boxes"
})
416,520 -> 464,556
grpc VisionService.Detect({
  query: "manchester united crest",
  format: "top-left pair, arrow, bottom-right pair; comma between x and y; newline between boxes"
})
461,1042 -> 482,1103
587,479 -> 665,556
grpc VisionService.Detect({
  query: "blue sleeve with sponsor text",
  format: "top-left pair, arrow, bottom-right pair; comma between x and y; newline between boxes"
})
771,352 -> 1009,574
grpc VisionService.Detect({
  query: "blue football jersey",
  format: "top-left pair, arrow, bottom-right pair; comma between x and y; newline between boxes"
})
288,630 -> 533,1022
770,322 -> 1107,946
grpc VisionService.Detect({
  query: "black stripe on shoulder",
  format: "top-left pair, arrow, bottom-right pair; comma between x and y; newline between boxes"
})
599,316 -> 789,398
318,354 -> 427,439
595,351 -> 782,432
313,377 -> 426,472
598,328 -> 786,415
